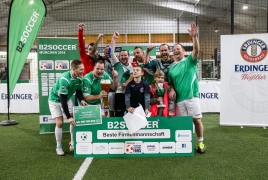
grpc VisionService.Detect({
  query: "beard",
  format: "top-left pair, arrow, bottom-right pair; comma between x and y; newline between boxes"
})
135,56 -> 143,63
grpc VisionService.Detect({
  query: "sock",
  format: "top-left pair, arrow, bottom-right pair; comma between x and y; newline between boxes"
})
55,127 -> 62,147
70,124 -> 74,145
198,137 -> 204,143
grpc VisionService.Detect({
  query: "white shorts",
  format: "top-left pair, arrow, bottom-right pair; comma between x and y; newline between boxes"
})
108,92 -> 115,111
176,97 -> 202,118
48,100 -> 74,119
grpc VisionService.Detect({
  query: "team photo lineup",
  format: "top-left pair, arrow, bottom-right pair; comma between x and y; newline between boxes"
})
2,0 -> 268,179
49,22 -> 206,156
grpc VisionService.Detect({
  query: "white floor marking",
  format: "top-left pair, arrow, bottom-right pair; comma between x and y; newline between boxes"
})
73,158 -> 93,180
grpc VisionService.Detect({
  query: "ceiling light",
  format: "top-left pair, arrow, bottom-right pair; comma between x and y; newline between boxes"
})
29,0 -> 34,4
243,5 -> 248,10
215,28 -> 218,33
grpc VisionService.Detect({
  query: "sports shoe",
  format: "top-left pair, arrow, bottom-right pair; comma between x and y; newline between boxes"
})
69,142 -> 74,151
197,142 -> 206,154
56,146 -> 65,156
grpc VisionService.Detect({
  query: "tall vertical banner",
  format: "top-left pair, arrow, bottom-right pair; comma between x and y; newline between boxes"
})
8,0 -> 46,96
38,38 -> 80,133
220,34 -> 268,126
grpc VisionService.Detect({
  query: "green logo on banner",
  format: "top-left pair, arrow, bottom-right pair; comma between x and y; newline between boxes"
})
8,0 -> 46,96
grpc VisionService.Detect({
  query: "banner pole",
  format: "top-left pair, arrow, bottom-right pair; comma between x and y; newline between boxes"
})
1,0 -> 46,126
0,0 -> 18,126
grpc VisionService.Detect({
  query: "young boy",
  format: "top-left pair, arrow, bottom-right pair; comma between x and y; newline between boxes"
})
125,65 -> 150,115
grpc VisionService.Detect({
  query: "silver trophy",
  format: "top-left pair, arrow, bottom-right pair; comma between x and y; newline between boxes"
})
156,83 -> 166,108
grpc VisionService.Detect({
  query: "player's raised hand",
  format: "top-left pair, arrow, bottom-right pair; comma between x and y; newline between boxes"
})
78,23 -> 85,30
98,33 -> 104,39
113,31 -> 120,39
146,46 -> 154,53
188,23 -> 198,37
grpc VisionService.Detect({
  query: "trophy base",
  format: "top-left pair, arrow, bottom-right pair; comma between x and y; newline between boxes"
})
103,106 -> 110,109
157,104 -> 166,108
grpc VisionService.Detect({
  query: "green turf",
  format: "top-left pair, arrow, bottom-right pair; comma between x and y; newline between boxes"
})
86,114 -> 268,180
0,113 -> 268,180
0,114 -> 84,180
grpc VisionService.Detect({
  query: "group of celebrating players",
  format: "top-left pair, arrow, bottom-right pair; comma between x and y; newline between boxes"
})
48,22 -> 206,156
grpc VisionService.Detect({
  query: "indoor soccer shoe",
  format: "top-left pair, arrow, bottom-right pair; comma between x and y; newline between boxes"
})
69,142 -> 74,151
56,146 -> 65,156
197,142 -> 206,154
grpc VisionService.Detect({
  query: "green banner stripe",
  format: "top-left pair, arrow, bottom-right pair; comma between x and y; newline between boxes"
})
8,0 -> 46,96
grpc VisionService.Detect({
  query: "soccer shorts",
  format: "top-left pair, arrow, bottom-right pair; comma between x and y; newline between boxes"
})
48,99 -> 73,119
176,97 -> 202,118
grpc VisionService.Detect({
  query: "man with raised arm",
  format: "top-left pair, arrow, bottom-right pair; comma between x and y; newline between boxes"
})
110,31 -> 134,117
78,23 -> 111,76
144,43 -> 175,82
168,23 -> 206,154
132,46 -> 155,84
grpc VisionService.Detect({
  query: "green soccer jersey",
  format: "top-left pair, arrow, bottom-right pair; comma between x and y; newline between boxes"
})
113,61 -> 133,93
144,59 -> 175,82
82,71 -> 113,105
168,54 -> 199,103
138,63 -> 154,85
48,71 -> 83,103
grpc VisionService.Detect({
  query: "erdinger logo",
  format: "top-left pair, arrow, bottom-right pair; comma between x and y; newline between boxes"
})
241,39 -> 267,62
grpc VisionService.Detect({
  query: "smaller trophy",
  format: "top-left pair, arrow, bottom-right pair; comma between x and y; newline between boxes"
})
156,83 -> 166,108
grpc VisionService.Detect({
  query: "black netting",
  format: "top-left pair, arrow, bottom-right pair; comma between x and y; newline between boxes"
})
0,0 -> 267,82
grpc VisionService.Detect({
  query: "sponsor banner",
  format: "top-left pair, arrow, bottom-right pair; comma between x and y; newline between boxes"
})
143,142 -> 159,154
109,143 -> 125,154
8,0 -> 46,96
159,142 -> 176,153
76,132 -> 92,143
76,143 -> 93,155
39,114 -> 74,133
199,81 -> 220,112
92,143 -> 109,154
0,84 -> 39,113
175,130 -> 192,142
176,142 -> 192,153
0,82 -> 220,114
38,38 -> 80,133
74,116 -> 194,158
220,34 -> 268,126
39,115 -> 70,124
